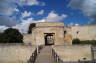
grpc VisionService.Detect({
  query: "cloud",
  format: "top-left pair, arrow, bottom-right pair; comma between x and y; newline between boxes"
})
0,0 -> 17,16
13,8 -> 19,12
45,11 -> 67,22
0,18 -> 33,33
37,10 -> 44,15
12,17 -> 45,33
0,0 -> 19,28
0,0 -> 45,28
12,18 -> 36,34
68,22 -> 79,26
75,23 -> 79,26
69,0 -> 96,25
0,26 -> 9,33
0,0 -> 45,16
22,11 -> 32,18
0,16 -> 19,27
17,0 -> 45,6
0,0 -> 46,33
12,18 -> 44,34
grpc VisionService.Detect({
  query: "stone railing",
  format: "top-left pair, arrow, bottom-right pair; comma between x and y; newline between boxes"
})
28,48 -> 37,63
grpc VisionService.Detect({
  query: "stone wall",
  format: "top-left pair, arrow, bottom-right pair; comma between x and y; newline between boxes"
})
23,34 -> 33,45
64,27 -> 72,45
52,45 -> 92,61
64,25 -> 96,44
71,25 -> 96,41
0,44 -> 36,63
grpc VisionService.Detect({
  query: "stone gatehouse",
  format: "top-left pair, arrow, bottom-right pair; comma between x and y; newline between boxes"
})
31,22 -> 65,45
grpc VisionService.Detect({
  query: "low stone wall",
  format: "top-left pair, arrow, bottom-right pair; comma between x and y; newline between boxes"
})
52,45 -> 92,62
0,43 -> 37,63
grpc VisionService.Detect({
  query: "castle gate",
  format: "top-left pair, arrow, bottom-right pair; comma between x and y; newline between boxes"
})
44,33 -> 55,45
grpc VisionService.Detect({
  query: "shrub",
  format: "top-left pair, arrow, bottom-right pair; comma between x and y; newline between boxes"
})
72,39 -> 96,45
80,40 -> 96,45
0,28 -> 23,43
72,38 -> 80,44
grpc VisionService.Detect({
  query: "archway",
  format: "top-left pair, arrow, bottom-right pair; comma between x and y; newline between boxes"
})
44,33 -> 55,45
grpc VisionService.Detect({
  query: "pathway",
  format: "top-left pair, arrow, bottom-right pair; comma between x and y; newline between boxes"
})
35,46 -> 56,63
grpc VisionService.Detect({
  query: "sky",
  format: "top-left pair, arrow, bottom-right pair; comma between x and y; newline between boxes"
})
0,0 -> 96,33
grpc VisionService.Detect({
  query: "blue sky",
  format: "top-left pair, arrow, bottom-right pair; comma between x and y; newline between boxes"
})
15,0 -> 90,26
0,0 -> 96,33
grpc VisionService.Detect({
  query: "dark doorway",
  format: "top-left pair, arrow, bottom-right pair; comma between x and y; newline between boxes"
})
44,33 -> 55,45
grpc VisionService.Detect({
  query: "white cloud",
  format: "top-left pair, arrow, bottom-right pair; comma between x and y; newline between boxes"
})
68,22 -> 79,26
12,17 -> 45,33
0,26 -> 9,33
0,18 -> 33,33
13,18 -> 34,34
0,0 -> 46,29
22,11 -> 32,18
17,0 -> 45,6
25,0 -> 39,6
0,0 -> 45,28
45,11 -> 67,22
0,0 -> 19,28
14,8 -> 19,12
75,23 -> 79,26
69,0 -> 96,25
0,0 -> 45,16
37,10 -> 44,15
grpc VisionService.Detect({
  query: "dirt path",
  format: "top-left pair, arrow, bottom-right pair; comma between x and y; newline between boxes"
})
35,46 -> 56,63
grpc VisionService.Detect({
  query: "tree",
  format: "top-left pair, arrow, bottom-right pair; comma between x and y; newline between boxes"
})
28,23 -> 36,34
0,28 -> 23,43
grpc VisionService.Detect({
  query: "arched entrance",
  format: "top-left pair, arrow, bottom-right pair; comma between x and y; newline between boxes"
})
44,33 -> 55,45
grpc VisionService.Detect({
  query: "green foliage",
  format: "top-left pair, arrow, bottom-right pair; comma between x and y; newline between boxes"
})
0,28 -> 23,43
72,38 -> 96,45
28,23 -> 36,34
80,40 -> 96,45
72,38 -> 80,44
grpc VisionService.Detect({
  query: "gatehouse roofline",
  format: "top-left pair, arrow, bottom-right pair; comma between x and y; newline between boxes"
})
35,22 -> 64,27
